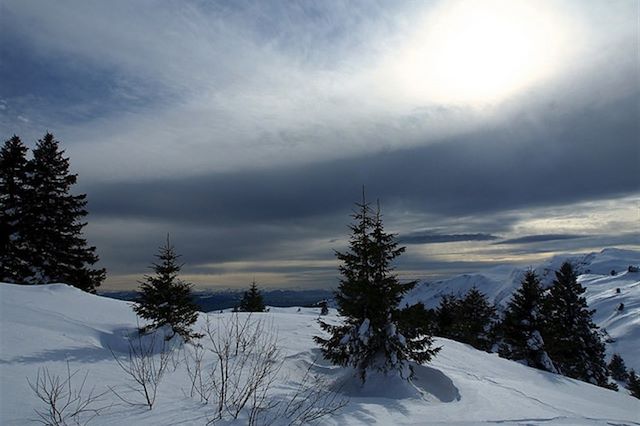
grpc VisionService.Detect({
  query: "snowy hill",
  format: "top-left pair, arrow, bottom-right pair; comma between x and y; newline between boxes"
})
404,248 -> 640,371
1,282 -> 639,425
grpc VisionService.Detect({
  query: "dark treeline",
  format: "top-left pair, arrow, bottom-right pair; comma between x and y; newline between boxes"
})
430,265 -> 616,389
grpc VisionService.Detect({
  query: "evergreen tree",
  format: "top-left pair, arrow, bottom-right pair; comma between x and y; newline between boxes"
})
315,195 -> 438,382
20,133 -> 105,292
134,237 -> 201,341
0,136 -> 30,282
627,370 -> 640,399
542,262 -> 610,387
435,288 -> 496,351
499,270 -> 557,373
238,281 -> 265,312
434,294 -> 460,338
318,299 -> 329,316
607,353 -> 628,382
459,287 -> 497,351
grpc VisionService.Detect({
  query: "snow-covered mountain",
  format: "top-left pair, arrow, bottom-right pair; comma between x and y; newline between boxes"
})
1,280 -> 639,425
404,248 -> 640,371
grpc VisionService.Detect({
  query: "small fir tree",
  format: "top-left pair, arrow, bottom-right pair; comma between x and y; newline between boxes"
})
434,294 -> 460,338
20,133 -> 105,292
318,299 -> 329,316
608,354 -> 628,382
314,195 -> 438,382
458,287 -> 497,351
627,370 -> 640,399
542,262 -> 610,387
238,281 -> 265,312
134,237 -> 201,342
435,288 -> 496,351
0,136 -> 30,282
499,270 -> 557,373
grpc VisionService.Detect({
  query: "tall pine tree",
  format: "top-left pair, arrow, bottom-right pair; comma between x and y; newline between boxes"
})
0,136 -> 30,282
315,195 -> 438,382
20,133 -> 105,292
499,270 -> 557,372
542,262 -> 610,386
135,236 -> 201,341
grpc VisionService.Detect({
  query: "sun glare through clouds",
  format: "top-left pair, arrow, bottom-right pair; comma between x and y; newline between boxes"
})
384,0 -> 575,105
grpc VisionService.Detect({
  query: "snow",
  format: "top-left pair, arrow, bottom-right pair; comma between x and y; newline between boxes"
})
404,248 -> 640,371
1,279 -> 639,425
358,318 -> 371,344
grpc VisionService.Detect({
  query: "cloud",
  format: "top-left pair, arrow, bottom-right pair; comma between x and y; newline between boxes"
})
85,91 -> 639,226
1,0 -> 638,289
2,0 -> 637,183
399,232 -> 499,245
494,234 -> 585,245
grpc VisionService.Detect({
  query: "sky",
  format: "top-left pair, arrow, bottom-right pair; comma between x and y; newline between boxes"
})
1,0 -> 638,291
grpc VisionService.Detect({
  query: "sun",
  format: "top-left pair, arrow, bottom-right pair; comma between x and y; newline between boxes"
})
385,0 -> 571,105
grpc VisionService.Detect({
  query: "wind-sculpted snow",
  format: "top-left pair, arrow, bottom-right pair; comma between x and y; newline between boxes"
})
1,279 -> 639,425
404,248 -> 640,371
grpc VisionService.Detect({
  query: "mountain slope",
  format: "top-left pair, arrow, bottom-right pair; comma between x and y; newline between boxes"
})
404,248 -> 640,371
1,282 -> 638,425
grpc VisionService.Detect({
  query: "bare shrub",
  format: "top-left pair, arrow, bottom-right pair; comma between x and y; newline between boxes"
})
182,313 -> 347,425
270,363 -> 348,425
183,342 -> 214,403
27,362 -> 110,426
204,313 -> 282,422
108,330 -> 171,410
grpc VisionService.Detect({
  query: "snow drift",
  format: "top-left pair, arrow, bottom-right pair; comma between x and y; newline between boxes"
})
1,279 -> 639,425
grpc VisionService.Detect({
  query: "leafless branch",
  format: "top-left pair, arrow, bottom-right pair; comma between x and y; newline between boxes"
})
27,361 -> 110,426
108,330 -> 171,410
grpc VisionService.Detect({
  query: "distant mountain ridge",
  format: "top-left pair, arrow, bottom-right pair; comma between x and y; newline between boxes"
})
404,247 -> 640,371
100,288 -> 334,312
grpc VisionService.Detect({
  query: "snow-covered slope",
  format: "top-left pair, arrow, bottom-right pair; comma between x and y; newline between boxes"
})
1,283 -> 639,425
404,248 -> 640,370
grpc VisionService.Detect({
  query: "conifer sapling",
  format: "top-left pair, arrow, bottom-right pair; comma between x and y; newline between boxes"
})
135,236 -> 201,342
315,194 -> 439,382
238,281 -> 266,312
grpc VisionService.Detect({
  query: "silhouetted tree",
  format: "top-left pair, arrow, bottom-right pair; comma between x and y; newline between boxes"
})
499,270 -> 557,372
627,370 -> 640,399
435,287 -> 496,351
434,294 -> 459,337
0,135 -> 30,282
318,299 -> 329,316
20,133 -> 104,292
238,281 -> 265,312
315,195 -> 438,382
542,262 -> 610,387
135,237 -> 201,341
608,353 -> 628,382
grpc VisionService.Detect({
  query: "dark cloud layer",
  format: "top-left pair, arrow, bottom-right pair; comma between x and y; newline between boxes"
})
399,232 -> 499,245
87,93 -> 639,227
494,234 -> 586,245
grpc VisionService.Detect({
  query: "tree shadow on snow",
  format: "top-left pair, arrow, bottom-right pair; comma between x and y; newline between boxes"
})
329,363 -> 460,405
410,364 -> 461,402
4,327 -> 178,364
5,345 -> 115,364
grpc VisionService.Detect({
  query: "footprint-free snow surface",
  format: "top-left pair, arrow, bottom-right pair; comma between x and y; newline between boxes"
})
1,251 -> 639,425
